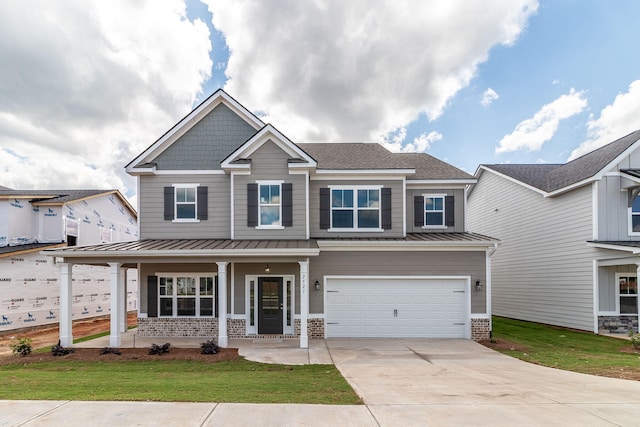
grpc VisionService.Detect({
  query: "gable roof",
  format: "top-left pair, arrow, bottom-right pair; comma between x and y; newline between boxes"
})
480,130 -> 640,194
0,189 -> 137,217
126,89 -> 265,173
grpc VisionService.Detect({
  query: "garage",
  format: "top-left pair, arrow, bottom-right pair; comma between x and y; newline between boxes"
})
325,277 -> 470,338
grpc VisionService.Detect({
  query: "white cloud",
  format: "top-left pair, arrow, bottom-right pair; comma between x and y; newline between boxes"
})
569,80 -> 640,160
481,88 -> 499,107
205,0 -> 538,144
0,0 -> 213,196
385,131 -> 443,153
496,89 -> 587,153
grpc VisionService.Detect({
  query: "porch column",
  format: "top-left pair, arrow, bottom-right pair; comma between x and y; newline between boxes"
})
299,260 -> 309,349
119,267 -> 127,333
216,262 -> 228,347
108,262 -> 123,347
59,263 -> 73,347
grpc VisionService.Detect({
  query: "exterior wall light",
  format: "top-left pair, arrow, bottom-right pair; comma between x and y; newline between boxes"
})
475,280 -> 482,291
314,280 -> 321,290
265,264 -> 270,273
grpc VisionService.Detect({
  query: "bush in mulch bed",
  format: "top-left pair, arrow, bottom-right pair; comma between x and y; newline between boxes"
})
100,347 -> 122,355
149,343 -> 171,355
51,340 -> 74,356
200,340 -> 219,355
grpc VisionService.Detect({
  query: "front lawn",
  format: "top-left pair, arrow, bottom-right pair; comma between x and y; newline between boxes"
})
486,316 -> 640,380
0,358 -> 361,404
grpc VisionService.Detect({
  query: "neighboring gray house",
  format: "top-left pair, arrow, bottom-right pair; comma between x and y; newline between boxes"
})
45,90 -> 497,348
468,130 -> 640,334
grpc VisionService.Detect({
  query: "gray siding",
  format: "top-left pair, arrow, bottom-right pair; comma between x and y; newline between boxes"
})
139,174 -> 230,239
309,251 -> 487,313
234,140 -> 307,239
406,188 -> 465,233
598,264 -> 637,312
468,171 -> 597,331
153,104 -> 257,170
309,179 -> 404,238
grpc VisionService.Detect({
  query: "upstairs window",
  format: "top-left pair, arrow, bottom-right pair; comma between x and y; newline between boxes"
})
630,194 -> 640,234
331,187 -> 381,230
259,183 -> 281,227
163,185 -> 208,222
425,195 -> 445,227
175,186 -> 196,219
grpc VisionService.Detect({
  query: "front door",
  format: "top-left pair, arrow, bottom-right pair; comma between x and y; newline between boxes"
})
258,277 -> 283,334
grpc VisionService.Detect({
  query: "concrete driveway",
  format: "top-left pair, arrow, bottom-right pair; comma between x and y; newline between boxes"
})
326,338 -> 640,426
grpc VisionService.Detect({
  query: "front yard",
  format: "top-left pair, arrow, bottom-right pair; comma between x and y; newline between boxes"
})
484,316 -> 640,380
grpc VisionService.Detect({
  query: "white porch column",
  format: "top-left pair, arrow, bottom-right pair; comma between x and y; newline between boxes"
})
59,263 -> 73,347
299,260 -> 309,349
108,263 -> 123,347
119,267 -> 127,333
216,262 -> 228,347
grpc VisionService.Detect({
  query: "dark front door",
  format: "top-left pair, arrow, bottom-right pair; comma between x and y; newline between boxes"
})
258,277 -> 283,334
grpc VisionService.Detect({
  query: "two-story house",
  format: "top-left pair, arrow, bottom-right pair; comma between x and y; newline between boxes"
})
468,130 -> 640,335
0,188 -> 138,331
45,90 -> 498,349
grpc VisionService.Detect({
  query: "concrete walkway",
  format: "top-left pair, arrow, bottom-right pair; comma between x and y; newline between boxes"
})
3,337 -> 640,426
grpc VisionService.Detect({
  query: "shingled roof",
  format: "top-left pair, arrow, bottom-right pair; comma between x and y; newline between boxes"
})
298,143 -> 473,180
0,189 -> 115,203
481,130 -> 640,193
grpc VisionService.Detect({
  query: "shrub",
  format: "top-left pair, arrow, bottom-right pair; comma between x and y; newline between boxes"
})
100,347 -> 122,355
10,338 -> 32,357
200,340 -> 219,354
51,340 -> 74,356
149,343 -> 171,355
629,330 -> 640,349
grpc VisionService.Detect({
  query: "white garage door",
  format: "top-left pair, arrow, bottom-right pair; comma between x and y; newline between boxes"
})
325,277 -> 469,338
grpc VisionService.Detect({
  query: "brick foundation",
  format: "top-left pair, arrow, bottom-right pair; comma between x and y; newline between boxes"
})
294,318 -> 325,339
471,318 -> 490,341
598,316 -> 639,334
137,317 -> 218,338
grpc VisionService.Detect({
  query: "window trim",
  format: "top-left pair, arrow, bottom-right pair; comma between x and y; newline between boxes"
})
615,273 -> 639,316
422,193 -> 447,229
328,185 -> 383,232
172,183 -> 200,223
256,180 -> 284,229
157,273 -> 216,318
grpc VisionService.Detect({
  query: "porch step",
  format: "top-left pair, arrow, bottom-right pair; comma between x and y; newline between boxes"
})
239,334 -> 299,341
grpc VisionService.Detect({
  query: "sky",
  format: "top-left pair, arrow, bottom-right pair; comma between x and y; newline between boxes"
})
2,0 -> 640,209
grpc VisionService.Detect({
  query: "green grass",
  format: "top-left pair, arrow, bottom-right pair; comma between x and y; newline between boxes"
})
0,359 -> 360,404
490,316 -> 640,378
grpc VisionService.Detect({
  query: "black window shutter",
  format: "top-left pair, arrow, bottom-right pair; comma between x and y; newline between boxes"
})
163,187 -> 174,220
147,276 -> 158,318
414,196 -> 424,226
247,183 -> 258,227
319,188 -> 330,229
197,186 -> 208,220
282,183 -> 293,227
445,195 -> 455,227
381,188 -> 392,229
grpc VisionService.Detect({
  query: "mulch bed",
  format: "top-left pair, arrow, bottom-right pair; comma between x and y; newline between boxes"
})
0,347 -> 240,366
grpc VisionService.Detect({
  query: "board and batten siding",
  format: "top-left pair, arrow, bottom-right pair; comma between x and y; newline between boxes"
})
139,174 -> 230,239
309,251 -> 487,314
309,179 -> 404,238
468,170 -> 598,331
233,140 -> 307,239
405,188 -> 465,233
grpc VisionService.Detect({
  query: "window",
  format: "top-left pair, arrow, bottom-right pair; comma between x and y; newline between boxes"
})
331,187 -> 381,229
619,275 -> 638,315
158,274 -> 215,317
259,183 -> 281,226
425,195 -> 445,227
175,185 -> 196,219
630,194 -> 640,234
